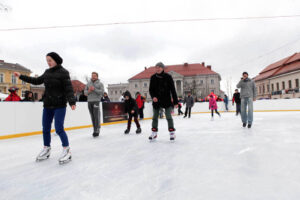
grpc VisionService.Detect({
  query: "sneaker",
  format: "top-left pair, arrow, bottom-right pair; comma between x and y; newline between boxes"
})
58,147 -> 72,164
136,127 -> 142,134
36,146 -> 51,162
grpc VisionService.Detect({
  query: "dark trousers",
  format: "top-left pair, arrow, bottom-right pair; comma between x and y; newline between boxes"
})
178,107 -> 184,115
127,114 -> 140,130
152,107 -> 174,131
236,103 -> 241,115
184,107 -> 192,117
88,102 -> 101,133
42,107 -> 69,147
211,109 -> 220,117
138,108 -> 144,119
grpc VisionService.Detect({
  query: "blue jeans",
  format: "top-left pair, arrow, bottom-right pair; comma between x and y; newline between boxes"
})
42,107 -> 69,147
241,97 -> 253,125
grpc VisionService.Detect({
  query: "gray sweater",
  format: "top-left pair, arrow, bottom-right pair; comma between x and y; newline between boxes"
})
184,96 -> 194,108
84,79 -> 104,102
237,78 -> 257,99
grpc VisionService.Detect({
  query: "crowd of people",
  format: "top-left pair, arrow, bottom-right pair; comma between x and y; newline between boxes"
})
8,52 -> 256,165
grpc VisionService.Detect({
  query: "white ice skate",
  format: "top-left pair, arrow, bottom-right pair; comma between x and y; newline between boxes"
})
58,147 -> 72,165
36,146 -> 51,162
149,132 -> 157,141
170,132 -> 176,141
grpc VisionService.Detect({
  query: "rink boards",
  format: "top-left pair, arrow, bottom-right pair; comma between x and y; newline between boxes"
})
0,99 -> 300,139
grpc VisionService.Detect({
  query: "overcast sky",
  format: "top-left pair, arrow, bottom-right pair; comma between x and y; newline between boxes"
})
0,0 -> 299,95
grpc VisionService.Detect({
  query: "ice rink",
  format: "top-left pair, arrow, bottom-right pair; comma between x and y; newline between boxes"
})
1,111 -> 300,200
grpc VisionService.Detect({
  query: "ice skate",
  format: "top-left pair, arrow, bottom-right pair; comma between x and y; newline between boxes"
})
136,127 -> 142,134
149,131 -> 157,141
124,129 -> 130,134
170,132 -> 176,141
58,147 -> 72,165
36,146 -> 51,162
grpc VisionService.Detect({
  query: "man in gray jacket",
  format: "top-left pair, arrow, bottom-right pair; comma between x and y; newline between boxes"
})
237,72 -> 256,128
84,72 -> 104,137
183,91 -> 194,118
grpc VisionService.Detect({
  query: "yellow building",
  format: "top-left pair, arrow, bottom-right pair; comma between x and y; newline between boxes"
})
0,59 -> 32,98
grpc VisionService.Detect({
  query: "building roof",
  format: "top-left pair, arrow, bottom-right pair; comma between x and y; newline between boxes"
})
129,63 -> 218,80
0,60 -> 32,73
255,53 -> 300,81
71,80 -> 86,92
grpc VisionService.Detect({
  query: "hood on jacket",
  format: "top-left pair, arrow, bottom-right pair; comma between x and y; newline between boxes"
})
124,90 -> 132,99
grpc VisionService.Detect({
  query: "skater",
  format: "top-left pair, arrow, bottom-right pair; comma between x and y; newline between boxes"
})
149,62 -> 178,141
124,91 -> 141,134
84,72 -> 104,137
136,92 -> 145,120
237,72 -> 256,128
178,101 -> 184,115
101,92 -> 111,103
4,87 -> 21,101
14,52 -> 76,164
183,91 -> 194,118
232,89 -> 241,116
224,94 -> 229,111
21,91 -> 34,102
209,95 -> 221,120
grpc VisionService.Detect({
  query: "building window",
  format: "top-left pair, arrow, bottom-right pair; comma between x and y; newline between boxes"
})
120,90 -> 122,94
263,85 -> 265,94
200,80 -> 203,85
259,86 -> 261,94
34,93 -> 38,100
288,80 -> 292,89
267,85 -> 270,92
211,79 -> 214,84
144,83 -> 147,87
282,81 -> 285,90
115,91 -> 117,94
296,79 -> 299,88
135,84 -> 138,88
110,91 -> 113,95
276,83 -> 279,91
21,90 -> 26,98
11,74 -> 17,84
0,74 -> 3,83
271,84 -> 274,92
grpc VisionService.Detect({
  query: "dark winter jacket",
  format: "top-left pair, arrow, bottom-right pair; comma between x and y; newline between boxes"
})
21,91 -> 34,102
184,95 -> 194,108
20,65 -> 76,108
79,94 -> 87,102
124,91 -> 138,116
232,93 -> 241,104
149,71 -> 178,109
101,96 -> 111,103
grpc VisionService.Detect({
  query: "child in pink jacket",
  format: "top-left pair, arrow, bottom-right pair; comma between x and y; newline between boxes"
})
209,95 -> 221,119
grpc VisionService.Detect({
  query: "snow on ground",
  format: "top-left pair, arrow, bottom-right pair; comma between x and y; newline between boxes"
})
1,112 -> 300,200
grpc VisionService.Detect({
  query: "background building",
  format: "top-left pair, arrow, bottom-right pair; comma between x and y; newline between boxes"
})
0,59 -> 31,98
108,62 -> 223,101
254,52 -> 300,99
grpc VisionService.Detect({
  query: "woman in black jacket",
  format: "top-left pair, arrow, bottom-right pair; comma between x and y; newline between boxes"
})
14,52 -> 76,164
124,91 -> 141,134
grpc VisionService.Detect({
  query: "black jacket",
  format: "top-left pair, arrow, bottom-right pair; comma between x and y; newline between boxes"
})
124,91 -> 138,116
233,92 -> 241,104
101,96 -> 111,103
149,71 -> 178,109
20,65 -> 76,108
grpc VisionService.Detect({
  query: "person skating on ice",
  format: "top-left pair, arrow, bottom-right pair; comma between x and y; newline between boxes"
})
237,72 -> 256,128
149,62 -> 178,141
209,94 -> 221,120
14,52 -> 76,164
224,94 -> 229,112
124,91 -> 142,134
183,91 -> 194,118
84,72 -> 104,137
232,89 -> 241,116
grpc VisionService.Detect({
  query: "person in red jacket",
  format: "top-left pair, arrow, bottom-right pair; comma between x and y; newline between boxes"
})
135,92 -> 145,120
209,95 -> 221,120
5,87 -> 21,101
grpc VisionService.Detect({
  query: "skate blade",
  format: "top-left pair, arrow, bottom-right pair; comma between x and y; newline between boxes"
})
36,155 -> 50,162
59,158 -> 72,165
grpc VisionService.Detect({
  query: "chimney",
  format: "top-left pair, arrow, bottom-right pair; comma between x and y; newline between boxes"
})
201,62 -> 205,67
207,65 -> 212,70
144,67 -> 147,70
184,63 -> 188,67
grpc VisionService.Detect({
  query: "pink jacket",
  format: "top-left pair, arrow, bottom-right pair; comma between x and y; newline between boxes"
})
209,98 -> 218,110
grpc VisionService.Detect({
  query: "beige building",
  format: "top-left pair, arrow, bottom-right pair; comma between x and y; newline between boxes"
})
108,63 -> 223,101
255,52 -> 300,99
0,59 -> 32,98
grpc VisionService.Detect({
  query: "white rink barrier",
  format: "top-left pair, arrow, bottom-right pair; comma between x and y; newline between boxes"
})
0,99 -> 300,138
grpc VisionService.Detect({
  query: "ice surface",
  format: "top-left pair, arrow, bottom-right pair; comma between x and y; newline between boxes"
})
1,112 -> 300,200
